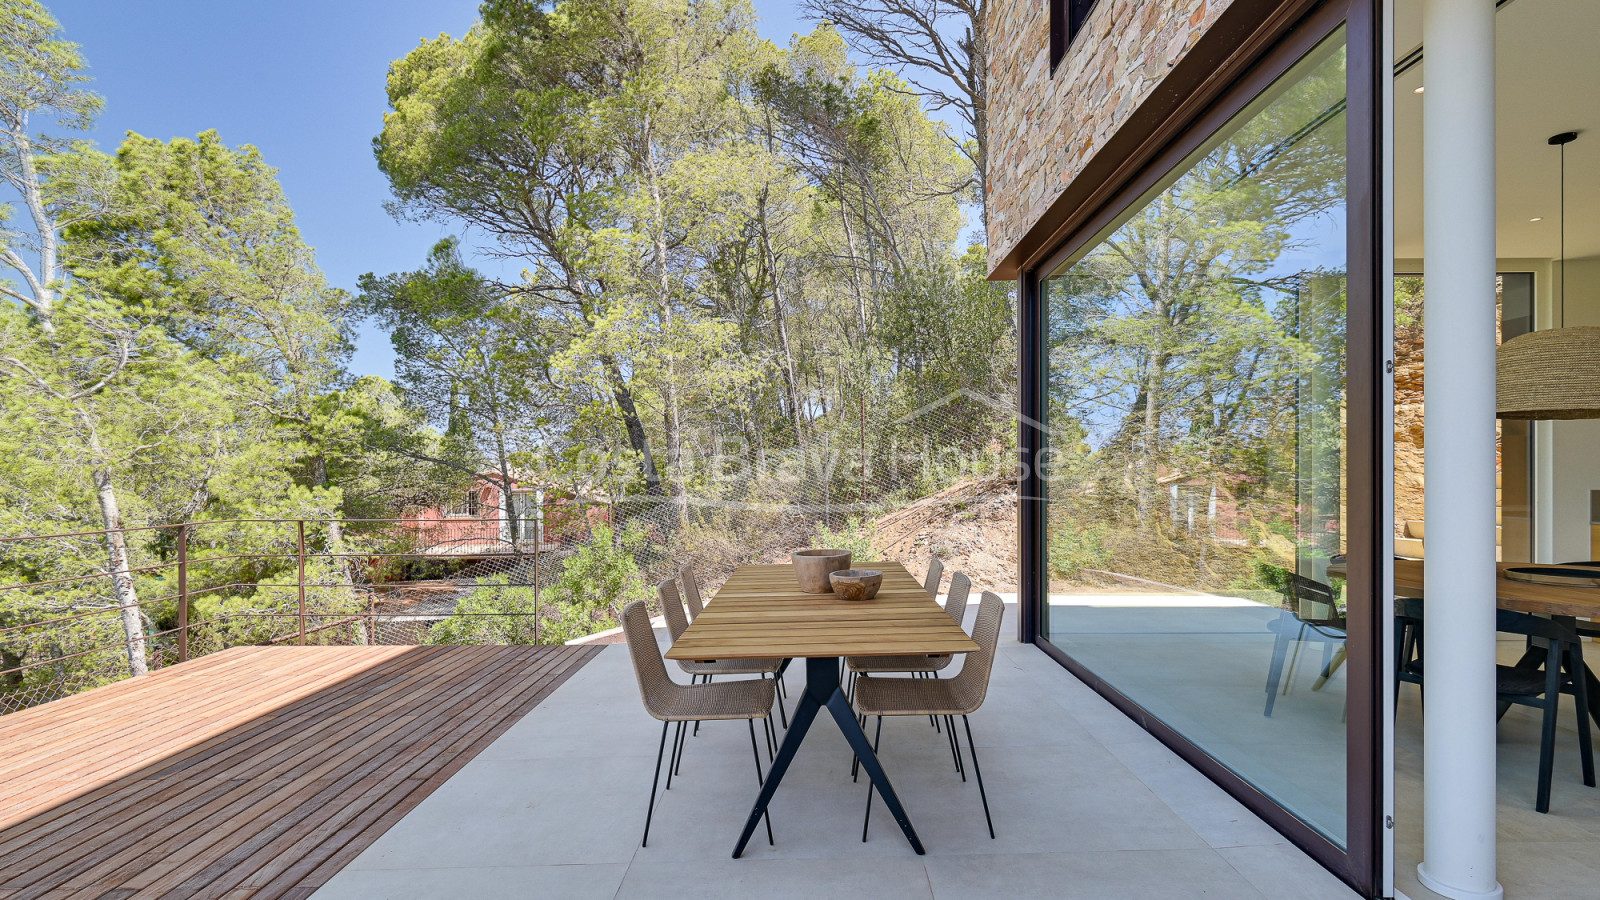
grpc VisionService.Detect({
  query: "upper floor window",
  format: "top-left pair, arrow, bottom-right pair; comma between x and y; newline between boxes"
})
445,490 -> 481,517
1050,0 -> 1100,71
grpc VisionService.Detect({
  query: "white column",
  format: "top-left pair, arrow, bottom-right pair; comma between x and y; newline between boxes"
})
1418,0 -> 1501,898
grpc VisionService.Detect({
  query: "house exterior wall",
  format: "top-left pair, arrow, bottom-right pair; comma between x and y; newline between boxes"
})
985,0 -> 1235,274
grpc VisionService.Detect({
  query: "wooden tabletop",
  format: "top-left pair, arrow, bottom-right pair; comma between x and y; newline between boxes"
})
665,561 -> 981,661
1329,559 -> 1600,618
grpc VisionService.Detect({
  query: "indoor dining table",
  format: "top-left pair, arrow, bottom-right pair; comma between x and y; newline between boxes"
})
666,560 -> 979,858
1336,558 -> 1600,724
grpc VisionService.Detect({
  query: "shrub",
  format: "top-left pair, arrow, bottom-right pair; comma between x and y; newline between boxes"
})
1047,519 -> 1111,579
426,575 -> 542,645
812,517 -> 877,561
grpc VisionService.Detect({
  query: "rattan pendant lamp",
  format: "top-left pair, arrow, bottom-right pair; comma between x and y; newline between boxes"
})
1497,131 -> 1600,420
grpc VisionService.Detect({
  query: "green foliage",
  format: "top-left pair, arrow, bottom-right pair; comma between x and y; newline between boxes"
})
425,574 -> 544,645
1047,518 -> 1111,580
4,0 -> 1020,707
812,517 -> 877,561
542,522 -> 650,641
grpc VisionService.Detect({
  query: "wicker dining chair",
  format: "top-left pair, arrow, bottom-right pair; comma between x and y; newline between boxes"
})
683,563 -> 794,704
843,572 -> 973,750
659,578 -> 789,735
923,556 -> 945,595
621,600 -> 776,848
854,590 -> 1005,842
679,563 -> 706,621
847,572 -> 971,679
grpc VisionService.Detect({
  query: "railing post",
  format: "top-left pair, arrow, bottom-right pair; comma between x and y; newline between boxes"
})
297,520 -> 307,646
533,531 -> 541,645
176,524 -> 189,663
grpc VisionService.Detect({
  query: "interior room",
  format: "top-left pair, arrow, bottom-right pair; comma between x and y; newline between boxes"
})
1390,0 -> 1600,897
1039,1 -> 1598,895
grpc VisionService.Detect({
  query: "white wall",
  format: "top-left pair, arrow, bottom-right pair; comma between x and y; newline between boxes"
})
1547,255 -> 1600,563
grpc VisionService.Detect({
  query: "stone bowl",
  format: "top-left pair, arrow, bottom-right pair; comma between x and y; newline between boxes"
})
830,569 -> 883,602
792,549 -> 852,593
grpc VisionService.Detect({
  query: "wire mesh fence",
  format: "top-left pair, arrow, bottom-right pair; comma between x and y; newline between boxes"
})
0,389 -> 1023,715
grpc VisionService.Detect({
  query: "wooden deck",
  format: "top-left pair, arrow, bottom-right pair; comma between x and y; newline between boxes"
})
0,644 -> 599,900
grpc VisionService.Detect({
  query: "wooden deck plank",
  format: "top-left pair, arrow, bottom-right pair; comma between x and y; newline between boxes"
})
125,648 -> 570,897
0,649 -> 394,794
227,648 -> 589,897
0,648 -> 425,862
0,649 -> 436,867
40,648 -> 496,896
0,644 -> 598,900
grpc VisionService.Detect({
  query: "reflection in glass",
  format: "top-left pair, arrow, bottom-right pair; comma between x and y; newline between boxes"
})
1042,33 -> 1350,844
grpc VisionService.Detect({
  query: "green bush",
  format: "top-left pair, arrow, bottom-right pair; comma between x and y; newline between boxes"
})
1047,520 -> 1111,579
542,522 -> 651,642
426,575 -> 542,645
426,522 -> 653,645
812,517 -> 877,561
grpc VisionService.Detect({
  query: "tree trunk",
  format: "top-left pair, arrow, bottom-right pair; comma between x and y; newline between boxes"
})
12,121 -> 58,334
643,115 -> 688,527
92,463 -> 146,677
757,194 -> 807,448
309,452 -> 345,549
604,359 -> 664,495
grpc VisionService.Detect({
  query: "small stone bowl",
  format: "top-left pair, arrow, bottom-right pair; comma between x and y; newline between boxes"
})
792,549 -> 852,593
830,569 -> 883,602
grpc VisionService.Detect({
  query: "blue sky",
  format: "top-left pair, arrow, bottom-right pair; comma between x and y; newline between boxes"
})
50,0 -> 812,379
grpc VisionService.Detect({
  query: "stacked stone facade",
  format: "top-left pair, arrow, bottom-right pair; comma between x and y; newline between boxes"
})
985,0 -> 1235,274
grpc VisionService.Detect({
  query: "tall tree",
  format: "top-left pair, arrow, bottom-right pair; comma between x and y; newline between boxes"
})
69,132 -> 356,541
0,1 -> 152,673
359,239 -> 551,545
375,2 -> 668,498
798,0 -> 987,228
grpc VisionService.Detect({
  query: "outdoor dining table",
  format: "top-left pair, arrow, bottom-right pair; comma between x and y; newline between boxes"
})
666,560 -> 980,858
1334,558 -> 1600,724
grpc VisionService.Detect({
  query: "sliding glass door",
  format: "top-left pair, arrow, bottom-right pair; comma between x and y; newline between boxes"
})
1020,5 -> 1381,892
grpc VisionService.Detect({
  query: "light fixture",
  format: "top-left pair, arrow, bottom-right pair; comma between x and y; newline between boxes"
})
1498,131 -> 1600,420
1413,86 -> 1425,94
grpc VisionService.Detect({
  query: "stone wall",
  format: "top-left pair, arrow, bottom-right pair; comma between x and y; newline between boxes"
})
985,0 -> 1234,274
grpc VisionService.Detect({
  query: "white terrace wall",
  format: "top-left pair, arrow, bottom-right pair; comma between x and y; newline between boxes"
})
986,0 -> 1235,273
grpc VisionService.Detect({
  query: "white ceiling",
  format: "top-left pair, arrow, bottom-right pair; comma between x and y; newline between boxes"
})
1393,0 -> 1600,260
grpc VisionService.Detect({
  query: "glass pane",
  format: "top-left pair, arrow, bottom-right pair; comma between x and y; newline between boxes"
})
1042,31 -> 1350,845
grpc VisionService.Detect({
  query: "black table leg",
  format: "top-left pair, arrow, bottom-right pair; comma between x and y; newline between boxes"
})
732,656 -> 925,858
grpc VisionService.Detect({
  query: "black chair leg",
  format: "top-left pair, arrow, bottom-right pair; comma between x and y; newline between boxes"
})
931,672 -> 942,733
862,715 -> 883,842
673,719 -> 690,777
643,720 -> 668,847
1570,644 -> 1596,787
963,715 -> 995,839
1264,620 -> 1291,717
775,673 -> 789,729
947,714 -> 965,780
666,720 -> 684,787
747,718 -> 775,846
850,675 -> 864,781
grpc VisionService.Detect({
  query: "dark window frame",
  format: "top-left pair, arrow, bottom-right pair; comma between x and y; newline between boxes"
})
1049,0 -> 1102,72
1017,0 -> 1384,895
445,489 -> 482,518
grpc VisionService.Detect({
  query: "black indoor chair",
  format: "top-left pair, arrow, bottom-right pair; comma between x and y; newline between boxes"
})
1395,595 -> 1425,700
1494,609 -> 1596,813
1395,604 -> 1595,812
1263,570 -> 1345,717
